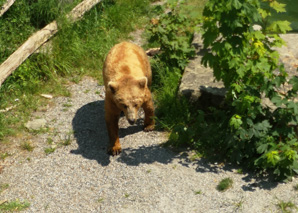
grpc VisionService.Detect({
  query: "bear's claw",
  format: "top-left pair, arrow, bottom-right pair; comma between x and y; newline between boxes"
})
144,124 -> 155,132
108,146 -> 122,156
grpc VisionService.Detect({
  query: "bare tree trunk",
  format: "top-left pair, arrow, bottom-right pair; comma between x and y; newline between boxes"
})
0,0 -> 102,86
0,0 -> 15,17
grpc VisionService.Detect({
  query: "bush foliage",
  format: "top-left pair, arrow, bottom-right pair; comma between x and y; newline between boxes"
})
150,0 -> 298,180
200,0 -> 298,179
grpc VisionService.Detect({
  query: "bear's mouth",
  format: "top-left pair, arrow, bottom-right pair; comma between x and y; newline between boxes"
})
128,118 -> 136,125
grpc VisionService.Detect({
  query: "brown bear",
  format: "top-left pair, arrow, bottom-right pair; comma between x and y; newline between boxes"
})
103,42 -> 155,155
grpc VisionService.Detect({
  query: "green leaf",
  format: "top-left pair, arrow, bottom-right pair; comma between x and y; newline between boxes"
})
266,150 -> 280,166
293,161 -> 298,174
269,1 -> 286,13
271,95 -> 283,107
229,114 -> 243,129
257,143 -> 268,153
258,8 -> 270,19
289,76 -> 298,92
227,0 -> 242,10
267,21 -> 292,33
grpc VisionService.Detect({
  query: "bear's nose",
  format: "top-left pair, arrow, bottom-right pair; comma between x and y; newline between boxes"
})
128,118 -> 136,125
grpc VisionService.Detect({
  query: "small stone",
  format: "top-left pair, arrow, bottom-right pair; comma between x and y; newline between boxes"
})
25,119 -> 47,130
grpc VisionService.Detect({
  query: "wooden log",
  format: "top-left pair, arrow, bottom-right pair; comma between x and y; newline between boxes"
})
0,0 -> 15,17
0,0 -> 102,86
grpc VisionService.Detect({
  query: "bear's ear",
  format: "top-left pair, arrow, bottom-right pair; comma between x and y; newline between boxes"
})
137,77 -> 147,89
108,81 -> 118,94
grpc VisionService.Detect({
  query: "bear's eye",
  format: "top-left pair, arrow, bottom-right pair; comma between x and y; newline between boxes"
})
123,104 -> 128,109
134,104 -> 138,108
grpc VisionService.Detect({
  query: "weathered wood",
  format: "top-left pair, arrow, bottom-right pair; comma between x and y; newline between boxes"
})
0,0 -> 15,17
0,0 -> 102,86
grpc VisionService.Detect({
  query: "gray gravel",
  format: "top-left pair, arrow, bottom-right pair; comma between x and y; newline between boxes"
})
0,77 -> 298,213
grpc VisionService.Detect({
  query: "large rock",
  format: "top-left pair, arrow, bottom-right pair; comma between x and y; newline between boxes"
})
25,118 -> 47,130
178,33 -> 225,106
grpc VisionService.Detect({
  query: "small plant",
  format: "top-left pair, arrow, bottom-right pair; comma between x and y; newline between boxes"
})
124,193 -> 130,198
20,141 -> 34,152
277,200 -> 297,213
236,169 -> 243,174
47,137 -> 53,145
0,183 -> 9,193
0,199 -> 30,212
60,137 -> 71,146
44,147 -> 55,155
294,184 -> 298,191
97,198 -> 104,203
62,103 -> 72,108
0,152 -> 11,160
194,190 -> 202,195
234,197 -> 244,211
216,178 -> 233,192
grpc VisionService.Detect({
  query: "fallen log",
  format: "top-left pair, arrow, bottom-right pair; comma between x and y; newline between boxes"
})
0,0 -> 102,86
0,0 -> 15,17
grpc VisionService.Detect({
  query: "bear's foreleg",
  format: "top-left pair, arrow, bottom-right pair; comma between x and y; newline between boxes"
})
142,91 -> 155,132
104,101 -> 121,155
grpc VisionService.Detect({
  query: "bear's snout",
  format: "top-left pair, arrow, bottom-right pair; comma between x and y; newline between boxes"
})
128,118 -> 136,125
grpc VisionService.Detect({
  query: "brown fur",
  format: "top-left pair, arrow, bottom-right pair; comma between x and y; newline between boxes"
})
103,42 -> 155,155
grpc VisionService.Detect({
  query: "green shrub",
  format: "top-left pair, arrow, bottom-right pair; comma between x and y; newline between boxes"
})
146,0 -> 197,69
146,1 -> 200,132
200,0 -> 298,179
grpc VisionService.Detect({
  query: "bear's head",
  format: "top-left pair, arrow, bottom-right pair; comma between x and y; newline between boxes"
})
108,76 -> 148,125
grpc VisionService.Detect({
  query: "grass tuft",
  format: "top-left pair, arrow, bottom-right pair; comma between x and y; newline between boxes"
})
0,199 -> 30,212
20,141 -> 34,152
194,190 -> 202,195
0,183 -> 9,193
44,147 -> 55,155
216,178 -> 233,192
277,200 -> 297,213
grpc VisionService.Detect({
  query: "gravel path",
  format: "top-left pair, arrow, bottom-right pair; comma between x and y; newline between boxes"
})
0,77 -> 298,212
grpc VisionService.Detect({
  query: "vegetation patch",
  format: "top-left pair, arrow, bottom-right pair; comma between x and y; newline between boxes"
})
0,199 -> 30,212
44,147 -> 56,155
0,183 -> 9,193
277,200 -> 297,213
20,141 -> 34,152
149,0 -> 298,180
216,178 -> 233,192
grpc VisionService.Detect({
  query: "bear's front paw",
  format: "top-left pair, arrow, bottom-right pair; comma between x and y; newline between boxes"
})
144,124 -> 155,132
108,146 -> 122,156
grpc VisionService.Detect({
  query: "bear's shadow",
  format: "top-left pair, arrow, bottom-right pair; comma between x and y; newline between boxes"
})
71,100 -> 142,166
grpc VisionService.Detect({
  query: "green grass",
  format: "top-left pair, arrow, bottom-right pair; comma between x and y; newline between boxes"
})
216,178 -> 233,192
0,183 -> 9,193
44,147 -> 56,155
20,141 -> 34,152
60,136 -> 71,146
194,190 -> 202,195
0,152 -> 11,160
277,200 -> 297,213
0,200 -> 30,212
